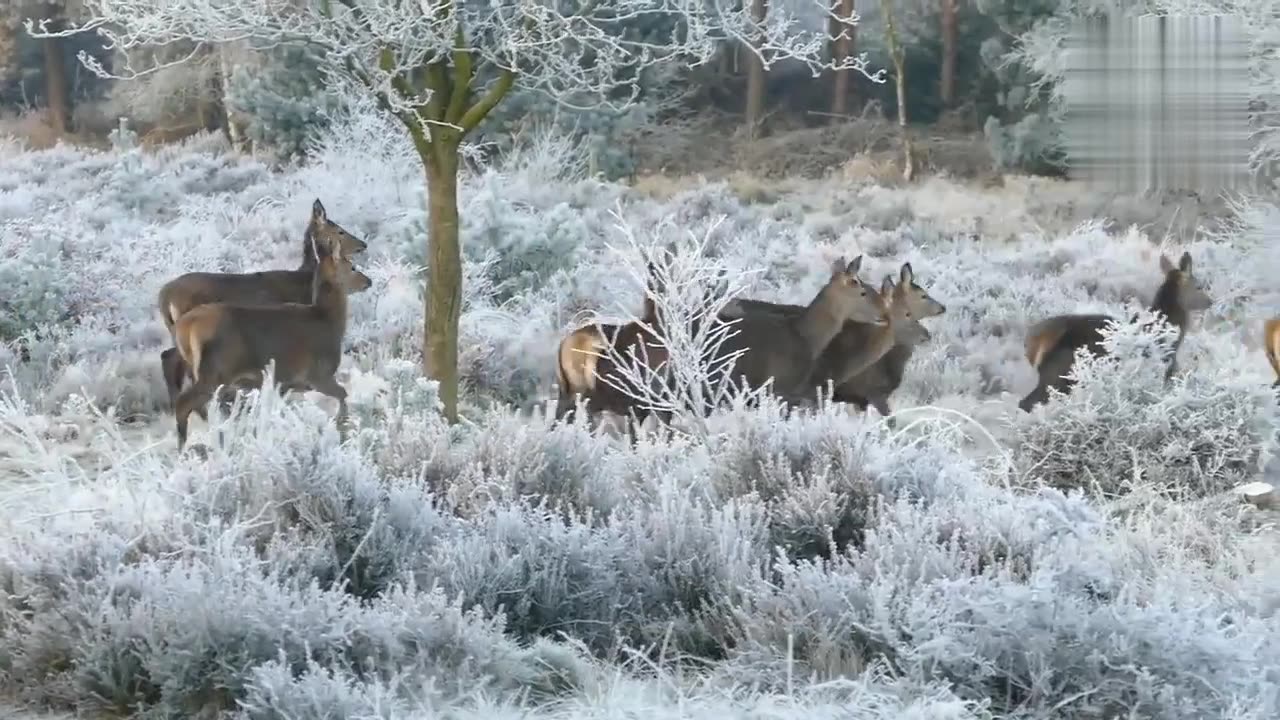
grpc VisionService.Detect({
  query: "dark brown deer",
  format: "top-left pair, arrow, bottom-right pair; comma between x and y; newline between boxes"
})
710,256 -> 889,402
157,199 -> 370,408
171,231 -> 370,453
555,262 -> 671,440
728,262 -> 944,424
1018,251 -> 1212,412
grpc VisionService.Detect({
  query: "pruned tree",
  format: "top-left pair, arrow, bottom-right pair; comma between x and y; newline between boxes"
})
31,0 -> 881,422
878,0 -> 915,180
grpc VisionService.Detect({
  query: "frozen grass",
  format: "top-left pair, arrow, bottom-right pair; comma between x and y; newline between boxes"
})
2,105 -> 1279,719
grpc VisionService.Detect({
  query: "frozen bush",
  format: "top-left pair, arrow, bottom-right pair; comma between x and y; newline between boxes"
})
2,98 -> 1279,720
225,43 -> 346,159
1011,309 -> 1279,499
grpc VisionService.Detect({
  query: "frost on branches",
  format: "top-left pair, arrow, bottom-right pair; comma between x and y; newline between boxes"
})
35,0 -> 882,124
1011,308 -> 1279,500
588,212 -> 767,439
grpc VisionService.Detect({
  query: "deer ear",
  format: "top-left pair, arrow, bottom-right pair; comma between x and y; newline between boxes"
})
846,255 -> 863,274
1160,254 -> 1175,274
831,256 -> 847,275
880,275 -> 894,295
1179,251 -> 1193,273
311,198 -> 327,222
899,262 -> 913,284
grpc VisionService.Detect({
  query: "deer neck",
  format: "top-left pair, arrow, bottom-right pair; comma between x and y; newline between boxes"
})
1148,277 -> 1189,339
311,272 -> 350,339
833,321 -> 896,387
297,228 -> 319,271
794,287 -> 852,362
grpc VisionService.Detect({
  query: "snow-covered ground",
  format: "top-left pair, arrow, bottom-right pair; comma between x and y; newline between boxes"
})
2,107 -> 1280,719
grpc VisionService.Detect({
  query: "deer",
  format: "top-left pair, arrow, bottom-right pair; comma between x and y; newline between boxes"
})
1018,251 -> 1212,412
157,199 -> 370,410
725,264 -> 934,419
1262,317 -> 1280,388
171,230 -> 370,453
709,255 -> 890,404
555,262 -> 673,441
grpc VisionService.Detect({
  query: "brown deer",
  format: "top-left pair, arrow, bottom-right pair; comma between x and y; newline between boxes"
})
726,266 -> 933,413
729,262 -> 945,424
171,231 -> 370,453
1263,317 -> 1280,388
555,262 -> 672,440
1018,251 -> 1212,412
710,256 -> 889,403
157,199 -> 370,408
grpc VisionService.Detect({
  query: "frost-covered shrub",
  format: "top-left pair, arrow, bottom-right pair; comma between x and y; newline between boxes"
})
983,112 -> 1065,174
0,221 -> 77,340
1011,310 -> 1279,499
225,43 -> 347,159
476,89 -> 656,181
3,98 -> 1280,720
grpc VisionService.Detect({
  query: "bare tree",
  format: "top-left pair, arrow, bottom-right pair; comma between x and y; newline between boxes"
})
878,0 -> 914,180
32,0 -> 880,422
593,212 -> 766,440
744,0 -> 769,137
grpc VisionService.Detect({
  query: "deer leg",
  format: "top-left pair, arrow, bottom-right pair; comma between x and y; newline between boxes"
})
308,375 -> 351,440
1019,349 -> 1075,412
174,382 -> 216,453
554,389 -> 580,423
869,395 -> 895,429
1018,382 -> 1049,412
1163,356 -> 1179,386
160,347 -> 186,409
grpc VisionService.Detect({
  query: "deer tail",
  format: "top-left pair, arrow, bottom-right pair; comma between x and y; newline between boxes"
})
1265,318 -> 1280,380
177,319 -> 213,384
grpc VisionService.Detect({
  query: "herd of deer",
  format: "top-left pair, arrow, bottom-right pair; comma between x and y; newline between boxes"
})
150,199 -> 1275,454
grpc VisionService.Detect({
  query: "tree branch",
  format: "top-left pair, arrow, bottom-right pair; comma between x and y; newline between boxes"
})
424,61 -> 450,124
457,67 -> 515,134
444,25 -> 473,125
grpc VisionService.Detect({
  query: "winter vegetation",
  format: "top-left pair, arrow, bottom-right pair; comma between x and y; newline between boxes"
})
2,0 -> 1280,718
1,98 -> 1279,718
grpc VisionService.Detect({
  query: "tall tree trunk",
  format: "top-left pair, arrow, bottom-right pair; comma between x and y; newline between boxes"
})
830,0 -> 856,117
421,140 -> 464,422
41,19 -> 71,134
217,47 -> 245,150
879,0 -> 915,181
744,0 -> 768,138
940,0 -> 957,108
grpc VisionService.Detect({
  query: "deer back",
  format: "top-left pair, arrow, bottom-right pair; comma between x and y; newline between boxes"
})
175,238 -> 365,389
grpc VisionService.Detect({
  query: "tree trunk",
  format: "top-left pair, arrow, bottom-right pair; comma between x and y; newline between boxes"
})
422,140 -> 464,423
744,0 -> 768,138
879,0 -> 915,181
41,22 -> 71,134
940,0 -> 957,108
830,0 -> 856,117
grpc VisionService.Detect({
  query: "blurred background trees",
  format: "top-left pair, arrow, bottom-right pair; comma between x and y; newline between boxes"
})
0,0 -> 1081,177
